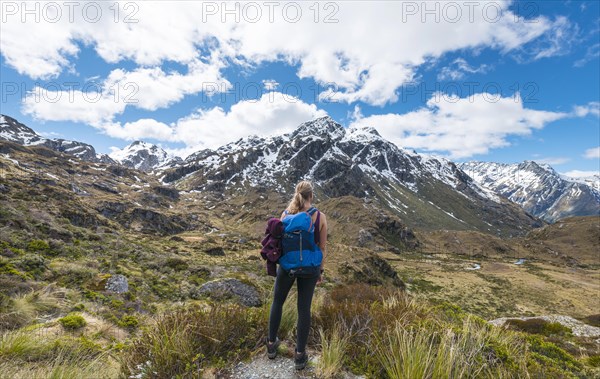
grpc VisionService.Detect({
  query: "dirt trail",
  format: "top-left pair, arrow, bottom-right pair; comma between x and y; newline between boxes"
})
222,348 -> 364,379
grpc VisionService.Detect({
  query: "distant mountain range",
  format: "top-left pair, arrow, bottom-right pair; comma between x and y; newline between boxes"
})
1,114 -> 598,229
460,161 -> 600,222
0,115 -> 115,164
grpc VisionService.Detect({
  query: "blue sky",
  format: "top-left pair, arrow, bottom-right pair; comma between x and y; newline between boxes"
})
0,0 -> 598,176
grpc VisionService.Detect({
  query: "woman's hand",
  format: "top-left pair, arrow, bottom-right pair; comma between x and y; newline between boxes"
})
317,268 -> 324,285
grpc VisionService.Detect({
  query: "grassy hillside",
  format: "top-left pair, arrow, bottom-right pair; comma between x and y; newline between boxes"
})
0,142 -> 598,378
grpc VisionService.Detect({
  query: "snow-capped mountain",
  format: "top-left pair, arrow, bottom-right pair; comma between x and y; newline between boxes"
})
0,114 -> 115,164
560,172 -> 600,192
109,141 -> 182,172
161,116 -> 541,235
459,161 -> 600,222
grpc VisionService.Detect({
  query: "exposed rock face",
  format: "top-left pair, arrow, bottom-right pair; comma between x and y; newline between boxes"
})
105,274 -> 129,293
195,278 -> 262,307
340,254 -> 405,288
358,229 -> 373,247
164,116 -> 542,236
460,161 -> 600,222
127,208 -> 189,235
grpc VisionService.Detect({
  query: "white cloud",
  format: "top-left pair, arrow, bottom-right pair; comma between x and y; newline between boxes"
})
584,146 -> 600,159
533,157 -> 570,165
350,92 -> 568,158
262,80 -> 279,91
22,56 -> 230,125
574,42 -> 600,67
437,58 -> 490,81
529,16 -> 579,60
561,170 -> 599,178
2,1 -> 562,107
97,92 -> 326,156
572,102 -> 600,117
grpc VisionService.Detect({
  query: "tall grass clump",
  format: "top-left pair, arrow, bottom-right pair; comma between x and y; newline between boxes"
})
316,326 -> 350,379
0,285 -> 65,330
0,328 -> 115,378
121,303 -> 266,378
313,284 -> 425,377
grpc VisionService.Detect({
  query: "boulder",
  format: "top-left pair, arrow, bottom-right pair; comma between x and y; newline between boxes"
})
196,278 -> 261,307
358,229 -> 373,246
105,274 -> 129,293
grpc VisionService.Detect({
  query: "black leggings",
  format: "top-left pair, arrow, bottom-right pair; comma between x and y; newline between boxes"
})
268,265 -> 319,353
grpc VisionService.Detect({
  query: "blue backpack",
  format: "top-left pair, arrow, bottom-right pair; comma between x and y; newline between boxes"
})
279,207 -> 322,278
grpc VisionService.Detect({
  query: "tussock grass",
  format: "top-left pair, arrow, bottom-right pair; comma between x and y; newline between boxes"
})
121,303 -> 266,378
377,316 -> 528,379
0,350 -> 118,379
316,326 -> 349,379
0,327 -> 117,379
0,285 -> 66,330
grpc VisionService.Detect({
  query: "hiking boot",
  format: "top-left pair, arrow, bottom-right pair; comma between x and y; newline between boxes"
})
266,337 -> 280,359
294,349 -> 308,370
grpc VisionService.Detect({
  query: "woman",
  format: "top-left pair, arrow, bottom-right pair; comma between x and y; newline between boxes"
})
266,180 -> 328,370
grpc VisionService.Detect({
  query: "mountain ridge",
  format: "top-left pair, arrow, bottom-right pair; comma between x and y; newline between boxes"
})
0,114 -> 116,164
6,113 -> 591,235
460,160 -> 600,222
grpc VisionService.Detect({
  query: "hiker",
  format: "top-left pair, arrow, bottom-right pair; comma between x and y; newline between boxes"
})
266,180 -> 327,370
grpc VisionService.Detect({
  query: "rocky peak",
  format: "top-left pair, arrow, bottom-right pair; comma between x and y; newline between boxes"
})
291,116 -> 345,140
0,114 -> 45,145
110,141 -> 182,172
460,160 -> 600,221
0,114 -> 116,164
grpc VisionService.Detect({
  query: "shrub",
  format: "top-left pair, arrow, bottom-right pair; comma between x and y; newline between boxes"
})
27,240 -> 50,254
0,258 -> 29,280
164,257 -> 188,271
71,303 -> 85,312
14,254 -> 47,278
121,303 -> 265,378
506,318 -> 572,337
118,315 -> 139,330
58,313 -> 87,331
526,335 -> 583,373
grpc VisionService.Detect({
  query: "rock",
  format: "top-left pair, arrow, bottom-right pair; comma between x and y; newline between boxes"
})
205,247 -> 225,256
196,278 -> 262,307
339,254 -> 405,289
105,274 -> 129,294
93,182 -> 119,194
357,229 -> 373,246
238,238 -> 248,244
153,186 -> 180,201
490,315 -> 600,338
71,183 -> 89,196
127,208 -> 189,235
170,236 -> 184,242
0,184 -> 8,193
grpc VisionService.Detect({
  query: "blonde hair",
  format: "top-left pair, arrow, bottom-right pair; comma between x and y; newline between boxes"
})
286,181 -> 314,214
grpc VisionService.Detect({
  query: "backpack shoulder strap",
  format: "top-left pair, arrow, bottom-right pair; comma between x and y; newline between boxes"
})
307,207 -> 318,216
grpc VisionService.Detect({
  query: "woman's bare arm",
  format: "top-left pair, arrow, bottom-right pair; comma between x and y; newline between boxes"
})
317,213 -> 327,270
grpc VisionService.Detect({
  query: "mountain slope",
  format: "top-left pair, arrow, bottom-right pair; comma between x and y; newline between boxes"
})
162,117 -> 542,236
460,161 -> 600,222
110,141 -> 182,172
0,114 -> 115,164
